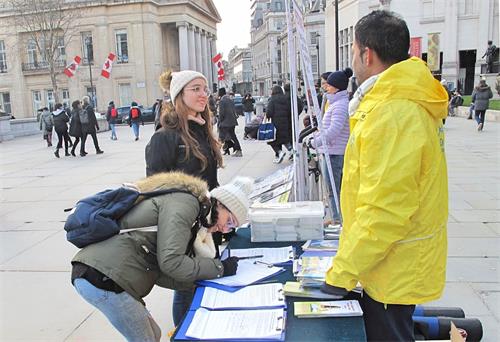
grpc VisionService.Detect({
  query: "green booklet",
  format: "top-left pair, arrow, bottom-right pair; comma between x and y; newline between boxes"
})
294,300 -> 363,318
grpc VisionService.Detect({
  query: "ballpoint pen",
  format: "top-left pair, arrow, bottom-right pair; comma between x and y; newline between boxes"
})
236,255 -> 264,260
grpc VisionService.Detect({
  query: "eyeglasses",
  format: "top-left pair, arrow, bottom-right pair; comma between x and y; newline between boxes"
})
226,211 -> 238,229
185,86 -> 211,97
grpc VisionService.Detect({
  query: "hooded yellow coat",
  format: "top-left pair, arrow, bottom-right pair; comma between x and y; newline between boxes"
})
325,57 -> 449,305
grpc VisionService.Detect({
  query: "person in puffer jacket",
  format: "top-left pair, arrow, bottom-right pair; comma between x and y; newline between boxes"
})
71,172 -> 254,341
52,103 -> 71,158
309,68 -> 351,223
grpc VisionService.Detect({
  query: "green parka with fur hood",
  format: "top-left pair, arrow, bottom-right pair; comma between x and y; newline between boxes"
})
71,172 -> 225,304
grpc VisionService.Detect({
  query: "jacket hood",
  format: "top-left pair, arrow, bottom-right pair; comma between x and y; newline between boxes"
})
360,57 -> 448,120
134,171 -> 209,203
475,85 -> 491,92
53,108 -> 65,116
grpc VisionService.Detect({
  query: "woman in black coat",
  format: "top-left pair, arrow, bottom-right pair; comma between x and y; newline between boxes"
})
266,85 -> 292,163
69,100 -> 83,157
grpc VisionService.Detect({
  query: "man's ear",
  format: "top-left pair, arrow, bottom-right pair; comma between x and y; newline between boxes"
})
364,47 -> 375,66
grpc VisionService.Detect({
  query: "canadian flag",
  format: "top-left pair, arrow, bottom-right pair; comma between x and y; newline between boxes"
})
212,53 -> 224,81
211,53 -> 222,64
101,53 -> 116,78
63,56 -> 82,77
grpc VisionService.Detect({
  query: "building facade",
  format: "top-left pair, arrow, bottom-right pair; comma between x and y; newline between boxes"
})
227,46 -> 253,95
0,0 -> 221,117
250,0 -> 286,96
325,0 -> 499,95
279,0 -> 326,93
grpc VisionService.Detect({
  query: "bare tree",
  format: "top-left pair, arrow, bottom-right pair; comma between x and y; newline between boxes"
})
5,0 -> 87,102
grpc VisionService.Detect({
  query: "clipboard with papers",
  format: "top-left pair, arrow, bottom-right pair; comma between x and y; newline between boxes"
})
189,283 -> 286,311
175,308 -> 286,341
222,246 -> 295,266
197,260 -> 286,292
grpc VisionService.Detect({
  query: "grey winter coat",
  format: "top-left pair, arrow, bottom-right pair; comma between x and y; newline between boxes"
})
472,85 -> 493,111
71,172 -> 224,304
218,95 -> 238,128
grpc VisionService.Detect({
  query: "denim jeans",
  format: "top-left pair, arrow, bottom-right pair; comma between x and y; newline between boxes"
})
244,111 -> 253,125
323,154 -> 344,221
475,110 -> 486,125
109,123 -> 117,139
74,278 -> 161,342
172,289 -> 195,327
131,122 -> 140,138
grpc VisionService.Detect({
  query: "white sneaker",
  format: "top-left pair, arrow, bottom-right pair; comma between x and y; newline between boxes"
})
277,151 -> 286,163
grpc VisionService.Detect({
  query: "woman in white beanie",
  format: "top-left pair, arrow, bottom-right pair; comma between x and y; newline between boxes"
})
71,172 -> 254,341
145,69 -> 230,327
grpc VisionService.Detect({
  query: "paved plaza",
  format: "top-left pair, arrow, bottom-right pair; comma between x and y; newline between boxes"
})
0,116 -> 498,341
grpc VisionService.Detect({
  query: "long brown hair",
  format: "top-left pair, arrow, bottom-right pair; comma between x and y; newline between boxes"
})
159,70 -> 222,170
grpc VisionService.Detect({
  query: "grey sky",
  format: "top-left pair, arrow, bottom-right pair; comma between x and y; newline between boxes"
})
212,0 -> 251,59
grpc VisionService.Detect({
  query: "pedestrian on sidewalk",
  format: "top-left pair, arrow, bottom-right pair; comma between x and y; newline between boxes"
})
69,100 -> 83,156
320,10 -> 449,342
266,85 -> 292,163
471,79 -> 493,131
52,103 -> 71,158
129,101 -> 143,140
307,67 -> 352,223
218,87 -> 242,157
70,172 -> 253,340
146,69 -> 227,325
242,93 -> 255,125
106,101 -> 118,140
81,96 -> 104,156
39,107 -> 53,147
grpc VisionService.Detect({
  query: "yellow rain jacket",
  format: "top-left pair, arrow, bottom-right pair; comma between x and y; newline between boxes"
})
325,57 -> 449,305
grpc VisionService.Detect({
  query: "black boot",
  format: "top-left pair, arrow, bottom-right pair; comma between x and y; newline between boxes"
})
54,149 -> 60,158
65,149 -> 70,157
70,148 -> 76,157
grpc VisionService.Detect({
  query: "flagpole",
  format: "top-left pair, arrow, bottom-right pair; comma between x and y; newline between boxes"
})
86,37 -> 96,109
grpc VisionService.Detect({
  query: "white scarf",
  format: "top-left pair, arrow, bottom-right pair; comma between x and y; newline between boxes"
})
193,227 -> 216,258
348,74 -> 380,117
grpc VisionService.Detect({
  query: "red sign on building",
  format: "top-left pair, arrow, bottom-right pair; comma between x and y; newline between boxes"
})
410,37 -> 422,58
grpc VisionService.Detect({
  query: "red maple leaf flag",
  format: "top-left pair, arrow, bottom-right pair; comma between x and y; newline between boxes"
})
63,56 -> 82,77
212,53 -> 222,64
101,53 -> 116,78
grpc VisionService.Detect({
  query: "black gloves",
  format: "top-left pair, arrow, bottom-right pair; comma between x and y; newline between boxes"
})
221,257 -> 239,276
320,282 -> 349,298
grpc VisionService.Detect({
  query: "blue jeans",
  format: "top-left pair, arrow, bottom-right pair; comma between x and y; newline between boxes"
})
131,122 -> 140,138
244,111 -> 253,125
109,123 -> 117,139
323,154 -> 344,221
74,278 -> 161,342
172,289 -> 195,327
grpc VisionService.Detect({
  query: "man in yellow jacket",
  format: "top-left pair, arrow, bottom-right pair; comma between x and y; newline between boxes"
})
321,11 -> 449,341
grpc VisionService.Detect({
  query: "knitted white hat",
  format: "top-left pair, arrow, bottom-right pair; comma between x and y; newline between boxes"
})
170,70 -> 207,105
210,177 -> 254,226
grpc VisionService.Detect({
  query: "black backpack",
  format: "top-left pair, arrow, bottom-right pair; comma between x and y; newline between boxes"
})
64,187 -> 201,248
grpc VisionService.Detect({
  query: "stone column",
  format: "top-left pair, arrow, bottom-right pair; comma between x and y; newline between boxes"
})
177,22 -> 189,70
441,0 -> 458,88
205,33 -> 213,82
195,27 -> 203,72
188,24 -> 196,70
201,30 -> 208,77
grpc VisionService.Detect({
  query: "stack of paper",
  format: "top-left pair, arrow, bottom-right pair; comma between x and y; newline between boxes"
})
294,255 -> 334,288
302,239 -> 339,252
223,246 -> 295,265
283,281 -> 345,300
249,201 -> 324,242
294,300 -> 363,318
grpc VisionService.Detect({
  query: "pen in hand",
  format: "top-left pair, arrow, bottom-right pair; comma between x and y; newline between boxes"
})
235,255 -> 264,260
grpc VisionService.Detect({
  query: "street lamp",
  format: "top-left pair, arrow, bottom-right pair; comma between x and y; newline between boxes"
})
315,33 -> 321,85
85,37 -> 96,108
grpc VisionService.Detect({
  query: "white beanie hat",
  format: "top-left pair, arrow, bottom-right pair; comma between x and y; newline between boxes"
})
210,177 -> 254,226
170,70 -> 207,105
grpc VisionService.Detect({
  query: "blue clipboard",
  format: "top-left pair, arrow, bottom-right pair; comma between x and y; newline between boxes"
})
189,286 -> 287,311
174,308 -> 286,341
196,267 -> 286,292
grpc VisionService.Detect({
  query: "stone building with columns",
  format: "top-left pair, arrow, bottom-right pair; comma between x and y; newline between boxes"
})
0,0 -> 220,118
325,0 -> 499,95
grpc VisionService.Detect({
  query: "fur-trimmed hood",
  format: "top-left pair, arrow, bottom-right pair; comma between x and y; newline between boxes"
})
134,171 -> 209,204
